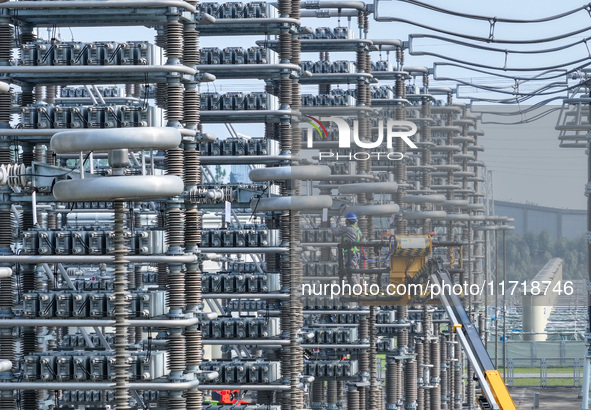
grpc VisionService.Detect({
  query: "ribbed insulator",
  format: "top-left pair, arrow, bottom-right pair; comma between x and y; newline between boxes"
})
312,380 -> 324,403
183,87 -> 200,127
166,147 -> 184,179
19,29 -> 35,44
277,0 -> 291,16
184,145 -> 200,186
279,123 -> 291,152
157,392 -> 169,408
0,147 -> 10,164
358,387 -> 366,410
185,208 -> 201,249
20,86 -> 34,107
45,148 -> 56,166
167,393 -> 186,410
43,85 -> 55,104
166,82 -> 183,124
168,330 -> 186,374
22,392 -> 36,410
0,93 -> 11,126
130,83 -> 139,99
348,389 -> 360,410
21,145 -> 34,167
0,210 -> 11,251
405,360 -> 418,404
453,343 -> 462,409
256,391 -> 273,405
34,145 -> 45,163
21,265 -> 35,292
0,25 -> 12,64
46,212 -> 57,230
33,85 -> 44,103
113,201 -> 131,410
183,26 -> 199,67
186,390 -> 202,410
166,207 -> 184,250
156,82 -> 168,109
165,20 -> 183,61
319,84 -> 330,95
185,327 -> 202,366
386,361 -> 397,405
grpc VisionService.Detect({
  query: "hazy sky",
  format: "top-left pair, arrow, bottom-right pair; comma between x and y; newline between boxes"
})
59,1 -> 591,209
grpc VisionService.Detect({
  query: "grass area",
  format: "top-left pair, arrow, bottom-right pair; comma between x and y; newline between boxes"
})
498,367 -> 575,375
511,377 -> 579,387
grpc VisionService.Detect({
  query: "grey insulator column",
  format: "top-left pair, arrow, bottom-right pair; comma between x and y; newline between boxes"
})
348,385 -> 360,410
0,24 -> 14,406
405,360 -> 418,410
369,306 -> 380,410
439,336 -> 448,409
358,317 -> 369,408
430,340 -> 441,410
416,341 -> 425,410
327,379 -> 337,408
453,341 -> 463,409
113,201 -> 131,410
312,380 -> 325,408
386,358 -> 398,409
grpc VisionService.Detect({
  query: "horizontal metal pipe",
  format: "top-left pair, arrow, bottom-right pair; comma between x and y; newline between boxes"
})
0,1 -> 196,12
0,379 -> 200,391
303,310 -> 369,315
200,247 -> 288,253
0,317 -> 198,327
300,344 -> 369,348
250,165 -> 331,181
300,0 -> 366,11
300,9 -> 359,17
257,310 -> 370,316
51,127 -> 181,153
200,155 -> 292,164
202,293 -> 289,300
202,339 -> 290,345
0,254 -> 197,263
53,175 -> 184,202
200,384 -> 290,391
301,242 -> 338,247
0,65 -> 196,75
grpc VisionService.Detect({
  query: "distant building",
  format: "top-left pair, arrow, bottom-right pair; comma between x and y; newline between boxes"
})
494,200 -> 586,239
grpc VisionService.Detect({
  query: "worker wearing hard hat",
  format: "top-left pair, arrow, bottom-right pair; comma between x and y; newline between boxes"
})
332,212 -> 363,270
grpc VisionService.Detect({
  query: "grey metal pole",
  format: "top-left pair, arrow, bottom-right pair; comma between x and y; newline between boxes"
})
503,228 -> 507,381
494,228 -> 498,369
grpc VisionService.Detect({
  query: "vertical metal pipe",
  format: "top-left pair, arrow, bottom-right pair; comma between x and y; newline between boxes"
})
494,228 -> 498,369
502,228 -> 507,381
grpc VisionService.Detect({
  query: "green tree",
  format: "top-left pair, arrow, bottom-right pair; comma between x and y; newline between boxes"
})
503,231 -> 587,280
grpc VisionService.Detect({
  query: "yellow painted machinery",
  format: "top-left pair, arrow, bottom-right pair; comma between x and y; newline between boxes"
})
339,234 -> 516,410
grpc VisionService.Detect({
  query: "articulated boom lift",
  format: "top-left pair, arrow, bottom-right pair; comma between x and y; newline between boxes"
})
341,234 -> 516,410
